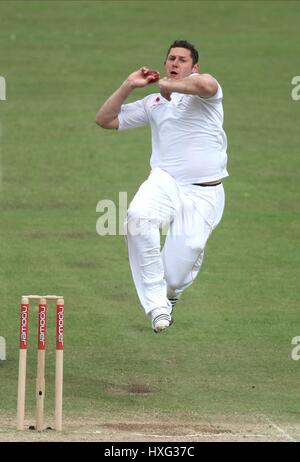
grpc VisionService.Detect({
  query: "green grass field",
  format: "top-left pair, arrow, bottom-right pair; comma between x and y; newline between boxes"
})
1,0 -> 300,441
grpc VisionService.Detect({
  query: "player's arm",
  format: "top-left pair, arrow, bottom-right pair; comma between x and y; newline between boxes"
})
158,73 -> 218,101
96,67 -> 160,129
95,81 -> 132,129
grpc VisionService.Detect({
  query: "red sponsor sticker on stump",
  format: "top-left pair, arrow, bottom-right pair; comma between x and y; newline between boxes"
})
38,304 -> 47,350
56,303 -> 64,350
20,303 -> 29,349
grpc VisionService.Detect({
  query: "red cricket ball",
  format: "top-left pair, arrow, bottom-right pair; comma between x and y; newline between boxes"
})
143,69 -> 160,82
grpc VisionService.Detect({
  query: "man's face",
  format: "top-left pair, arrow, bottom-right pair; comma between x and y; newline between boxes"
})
164,47 -> 199,79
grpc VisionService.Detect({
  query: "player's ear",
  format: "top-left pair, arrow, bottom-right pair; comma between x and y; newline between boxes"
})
192,63 -> 200,73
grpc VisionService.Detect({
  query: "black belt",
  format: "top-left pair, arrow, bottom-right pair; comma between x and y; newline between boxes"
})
192,181 -> 222,187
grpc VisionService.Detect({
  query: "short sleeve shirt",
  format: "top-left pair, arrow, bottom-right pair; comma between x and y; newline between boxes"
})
118,78 -> 229,185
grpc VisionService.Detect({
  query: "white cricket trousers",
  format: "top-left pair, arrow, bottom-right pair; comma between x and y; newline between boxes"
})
126,168 -> 225,314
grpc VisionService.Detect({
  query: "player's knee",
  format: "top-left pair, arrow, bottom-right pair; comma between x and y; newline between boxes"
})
185,236 -> 206,253
166,272 -> 189,292
126,205 -> 146,234
128,202 -> 162,223
166,276 -> 182,291
165,248 -> 205,291
165,265 -> 189,290
125,205 -> 158,237
127,204 -> 144,223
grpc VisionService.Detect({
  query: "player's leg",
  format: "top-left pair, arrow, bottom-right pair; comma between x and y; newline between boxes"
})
163,184 -> 225,304
125,168 -> 180,319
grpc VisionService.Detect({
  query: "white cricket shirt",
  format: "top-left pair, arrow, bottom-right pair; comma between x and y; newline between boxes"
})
118,77 -> 229,185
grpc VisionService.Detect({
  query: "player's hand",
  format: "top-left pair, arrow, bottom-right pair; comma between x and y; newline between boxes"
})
127,67 -> 160,89
158,77 -> 172,101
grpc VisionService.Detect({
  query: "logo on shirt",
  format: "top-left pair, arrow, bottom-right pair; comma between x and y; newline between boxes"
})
151,95 -> 164,108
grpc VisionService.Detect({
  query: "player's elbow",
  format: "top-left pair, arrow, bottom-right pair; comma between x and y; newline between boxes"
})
197,74 -> 218,98
95,113 -> 107,128
95,114 -> 118,129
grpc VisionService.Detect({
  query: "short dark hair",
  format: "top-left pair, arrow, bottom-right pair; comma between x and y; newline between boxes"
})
166,40 -> 199,65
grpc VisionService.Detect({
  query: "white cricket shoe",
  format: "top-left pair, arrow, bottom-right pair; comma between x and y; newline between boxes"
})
150,308 -> 173,333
